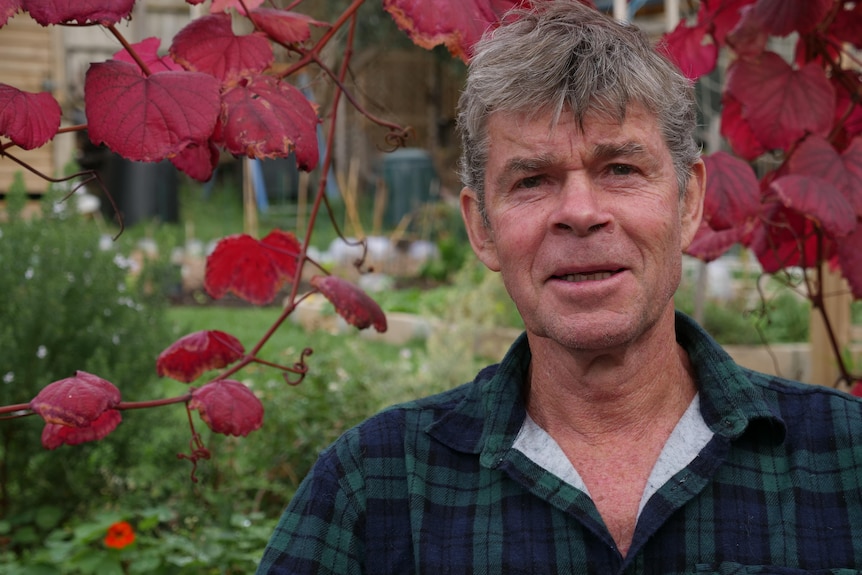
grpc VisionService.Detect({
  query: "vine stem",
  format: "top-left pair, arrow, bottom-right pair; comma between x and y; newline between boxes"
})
810,229 -> 856,387
117,393 -> 192,410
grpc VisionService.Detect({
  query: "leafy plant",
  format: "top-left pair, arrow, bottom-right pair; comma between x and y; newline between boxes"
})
0,0 -> 525,485
0,190 -> 172,541
662,0 -> 862,388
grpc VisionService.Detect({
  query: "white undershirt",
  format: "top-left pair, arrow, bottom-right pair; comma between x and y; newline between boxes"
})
512,393 -> 714,518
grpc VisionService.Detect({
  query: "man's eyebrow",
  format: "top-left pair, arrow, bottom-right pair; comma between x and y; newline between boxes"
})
591,141 -> 649,162
494,154 -> 558,190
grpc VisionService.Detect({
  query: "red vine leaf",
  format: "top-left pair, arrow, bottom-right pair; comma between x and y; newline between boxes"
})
205,231 -> 302,305
261,229 -> 302,280
157,330 -> 245,384
170,13 -> 273,84
686,220 -> 747,263
112,37 -> 183,74
726,52 -> 834,152
216,74 -> 319,167
659,20 -> 717,80
719,93 -> 766,161
769,174 -> 856,239
696,0 -> 754,45
724,5 -> 768,58
749,206 -> 823,272
189,380 -> 264,437
169,140 -> 220,182
249,8 -> 329,45
828,2 -> 862,50
210,0 -> 265,13
41,410 -> 122,450
30,371 -> 121,428
835,79 -> 862,143
836,224 -> 862,299
383,0 -> 529,61
310,275 -> 388,333
789,135 -> 862,218
702,151 -> 761,231
23,0 -> 135,25
751,0 -> 832,37
0,84 -> 61,150
0,0 -> 21,27
85,60 -> 221,162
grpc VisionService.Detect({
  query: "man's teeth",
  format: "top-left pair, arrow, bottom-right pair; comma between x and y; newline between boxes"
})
561,272 -> 613,282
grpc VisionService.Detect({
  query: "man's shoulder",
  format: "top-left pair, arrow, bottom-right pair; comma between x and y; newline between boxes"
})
324,363 -> 501,455
744,366 -> 862,436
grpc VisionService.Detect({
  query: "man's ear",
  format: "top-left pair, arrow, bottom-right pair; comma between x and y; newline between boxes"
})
680,159 -> 706,251
460,187 -> 501,272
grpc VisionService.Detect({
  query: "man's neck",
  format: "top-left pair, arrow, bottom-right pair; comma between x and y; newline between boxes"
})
523,315 -> 696,445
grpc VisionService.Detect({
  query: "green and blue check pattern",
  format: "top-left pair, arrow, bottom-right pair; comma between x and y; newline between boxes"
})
257,312 -> 862,574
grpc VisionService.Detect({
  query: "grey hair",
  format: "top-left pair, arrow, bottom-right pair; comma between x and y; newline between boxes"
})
457,0 -> 700,218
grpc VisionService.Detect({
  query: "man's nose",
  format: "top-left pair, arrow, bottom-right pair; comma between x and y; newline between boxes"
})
550,175 -> 612,235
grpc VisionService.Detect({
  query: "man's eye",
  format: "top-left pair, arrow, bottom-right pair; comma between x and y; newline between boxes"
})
517,175 -> 544,188
609,164 -> 635,176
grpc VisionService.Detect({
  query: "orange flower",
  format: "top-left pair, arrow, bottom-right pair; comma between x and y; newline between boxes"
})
104,521 -> 135,550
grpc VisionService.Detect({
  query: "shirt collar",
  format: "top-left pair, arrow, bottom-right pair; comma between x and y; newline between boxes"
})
426,312 -> 786,464
675,311 -> 786,443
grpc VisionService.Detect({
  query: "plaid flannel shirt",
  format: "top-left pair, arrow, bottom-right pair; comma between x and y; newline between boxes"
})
257,312 -> 862,574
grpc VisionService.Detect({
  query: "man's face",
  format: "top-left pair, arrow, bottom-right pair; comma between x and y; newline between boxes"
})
460,104 -> 705,352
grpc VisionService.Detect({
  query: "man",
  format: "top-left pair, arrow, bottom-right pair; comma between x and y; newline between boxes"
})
257,1 -> 862,572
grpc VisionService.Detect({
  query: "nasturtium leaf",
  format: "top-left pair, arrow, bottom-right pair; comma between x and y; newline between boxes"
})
112,37 -> 183,74
23,0 -> 135,25
30,371 -> 121,428
659,20 -> 717,80
249,8 -> 328,45
205,232 -> 301,305
217,75 -> 319,167
788,135 -> 862,218
702,151 -> 761,231
85,60 -> 221,162
0,84 -> 61,150
190,380 -> 263,437
210,0 -> 265,13
752,0 -> 831,37
157,330 -> 245,384
726,52 -> 834,152
170,13 -> 273,84
383,0 -> 528,62
719,93 -> 766,161
836,224 -> 862,299
769,174 -> 856,238
310,275 -> 388,333
41,410 -> 122,450
1,0 -> 21,27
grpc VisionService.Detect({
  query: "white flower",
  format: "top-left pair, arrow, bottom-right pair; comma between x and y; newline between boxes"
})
36,345 -> 47,359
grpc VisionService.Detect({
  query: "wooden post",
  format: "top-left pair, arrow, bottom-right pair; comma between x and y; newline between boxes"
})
243,158 -> 259,238
809,264 -> 852,388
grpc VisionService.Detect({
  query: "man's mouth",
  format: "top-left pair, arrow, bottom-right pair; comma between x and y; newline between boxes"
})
557,270 -> 620,282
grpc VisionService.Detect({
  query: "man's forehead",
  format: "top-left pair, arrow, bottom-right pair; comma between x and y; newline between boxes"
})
486,104 -> 665,159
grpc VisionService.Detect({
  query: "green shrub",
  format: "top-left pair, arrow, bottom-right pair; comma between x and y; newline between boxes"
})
0,191 -> 173,549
